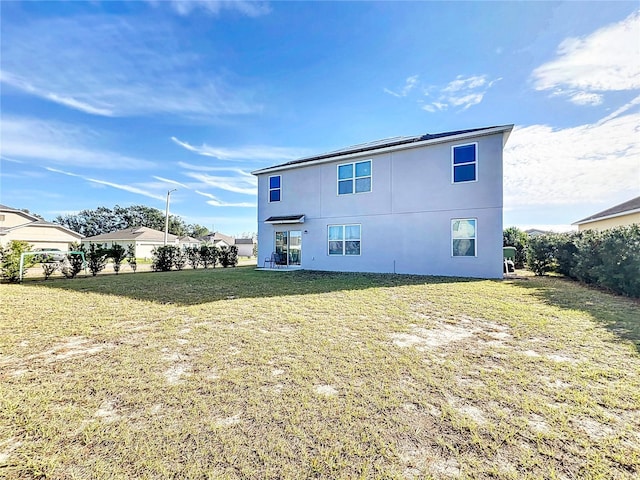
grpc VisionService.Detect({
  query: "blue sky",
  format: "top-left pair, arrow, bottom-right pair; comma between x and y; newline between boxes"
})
1,1 -> 638,235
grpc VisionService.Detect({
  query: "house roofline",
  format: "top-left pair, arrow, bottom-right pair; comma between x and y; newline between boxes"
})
3,222 -> 84,238
251,125 -> 513,176
572,207 -> 640,225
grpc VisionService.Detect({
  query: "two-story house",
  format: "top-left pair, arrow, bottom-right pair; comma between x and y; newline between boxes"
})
0,204 -> 83,250
252,125 -> 513,279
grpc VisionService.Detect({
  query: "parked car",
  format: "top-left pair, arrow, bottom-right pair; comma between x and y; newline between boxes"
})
34,248 -> 66,262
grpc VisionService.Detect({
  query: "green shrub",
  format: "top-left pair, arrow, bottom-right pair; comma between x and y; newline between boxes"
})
199,245 -> 218,269
87,243 -> 108,276
126,244 -> 137,273
109,244 -> 127,274
186,246 -> 201,269
219,245 -> 238,268
526,235 -> 556,276
173,247 -> 188,271
151,246 -> 175,272
42,262 -> 58,280
527,225 -> 640,297
0,241 -> 34,283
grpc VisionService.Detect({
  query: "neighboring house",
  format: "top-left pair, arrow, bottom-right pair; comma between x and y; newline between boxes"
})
252,125 -> 513,279
200,231 -> 235,248
573,196 -> 640,231
178,236 -> 201,249
0,204 -> 83,249
525,228 -> 550,238
235,238 -> 256,257
82,226 -> 182,258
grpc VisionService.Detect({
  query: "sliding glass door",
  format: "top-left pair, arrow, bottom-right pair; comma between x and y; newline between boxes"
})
275,230 -> 302,266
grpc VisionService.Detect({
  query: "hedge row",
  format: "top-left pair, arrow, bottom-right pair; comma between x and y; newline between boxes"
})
151,245 -> 238,272
526,225 -> 640,297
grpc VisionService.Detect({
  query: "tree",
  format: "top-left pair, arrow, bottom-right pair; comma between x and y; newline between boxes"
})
187,224 -> 210,239
503,226 -> 528,269
55,205 -> 188,237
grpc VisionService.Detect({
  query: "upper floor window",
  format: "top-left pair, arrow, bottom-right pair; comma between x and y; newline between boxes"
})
328,224 -> 361,256
338,160 -> 371,195
452,143 -> 477,183
269,175 -> 281,202
452,218 -> 477,257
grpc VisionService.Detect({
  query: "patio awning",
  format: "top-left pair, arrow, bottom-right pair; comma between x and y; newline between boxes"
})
264,214 -> 305,224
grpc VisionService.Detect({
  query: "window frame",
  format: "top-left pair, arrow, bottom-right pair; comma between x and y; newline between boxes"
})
328,224 -> 361,256
451,142 -> 478,184
268,175 -> 281,203
451,218 -> 477,257
337,160 -> 372,196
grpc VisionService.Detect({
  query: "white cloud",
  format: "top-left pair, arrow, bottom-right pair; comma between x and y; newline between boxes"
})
152,176 -> 191,189
568,92 -> 603,106
194,190 -> 256,207
153,0 -> 271,17
177,161 -> 255,176
171,136 -> 308,161
185,172 -> 257,195
421,75 -> 500,113
46,168 -> 166,201
442,75 -> 487,93
0,17 -> 262,119
384,75 -> 419,97
0,116 -> 156,170
504,112 -> 640,208
532,10 -> 640,103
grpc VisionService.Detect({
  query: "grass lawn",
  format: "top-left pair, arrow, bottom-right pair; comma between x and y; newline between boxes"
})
1,268 -> 638,479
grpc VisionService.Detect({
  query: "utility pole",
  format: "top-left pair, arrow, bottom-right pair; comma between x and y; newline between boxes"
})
164,189 -> 177,245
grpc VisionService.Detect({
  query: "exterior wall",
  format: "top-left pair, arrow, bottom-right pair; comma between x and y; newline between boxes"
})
236,243 -> 255,257
577,212 -> 640,231
257,132 -> 505,278
0,211 -> 35,229
80,240 -> 175,259
1,226 -> 81,250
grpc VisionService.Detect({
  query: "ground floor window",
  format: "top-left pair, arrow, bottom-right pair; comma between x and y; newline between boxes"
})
452,218 -> 477,257
328,224 -> 361,256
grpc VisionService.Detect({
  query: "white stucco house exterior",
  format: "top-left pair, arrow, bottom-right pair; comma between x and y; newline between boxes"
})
82,226 -> 189,259
0,204 -> 83,249
252,125 -> 513,279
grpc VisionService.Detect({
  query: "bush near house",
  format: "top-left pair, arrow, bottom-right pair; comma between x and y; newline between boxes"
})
526,225 -> 640,297
87,243 -> 109,277
151,246 -> 175,272
0,240 -> 34,283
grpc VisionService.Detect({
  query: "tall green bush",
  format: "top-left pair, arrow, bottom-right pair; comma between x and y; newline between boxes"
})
219,245 -> 238,268
186,246 -> 201,269
87,243 -> 108,276
199,245 -> 218,269
109,244 -> 127,274
61,244 -> 86,279
126,244 -> 137,273
173,247 -> 188,271
151,246 -> 175,272
527,225 -> 640,297
0,240 -> 34,282
526,235 -> 556,276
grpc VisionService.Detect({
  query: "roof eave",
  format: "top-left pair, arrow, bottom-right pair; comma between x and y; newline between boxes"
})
573,207 -> 640,225
252,125 -> 513,176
